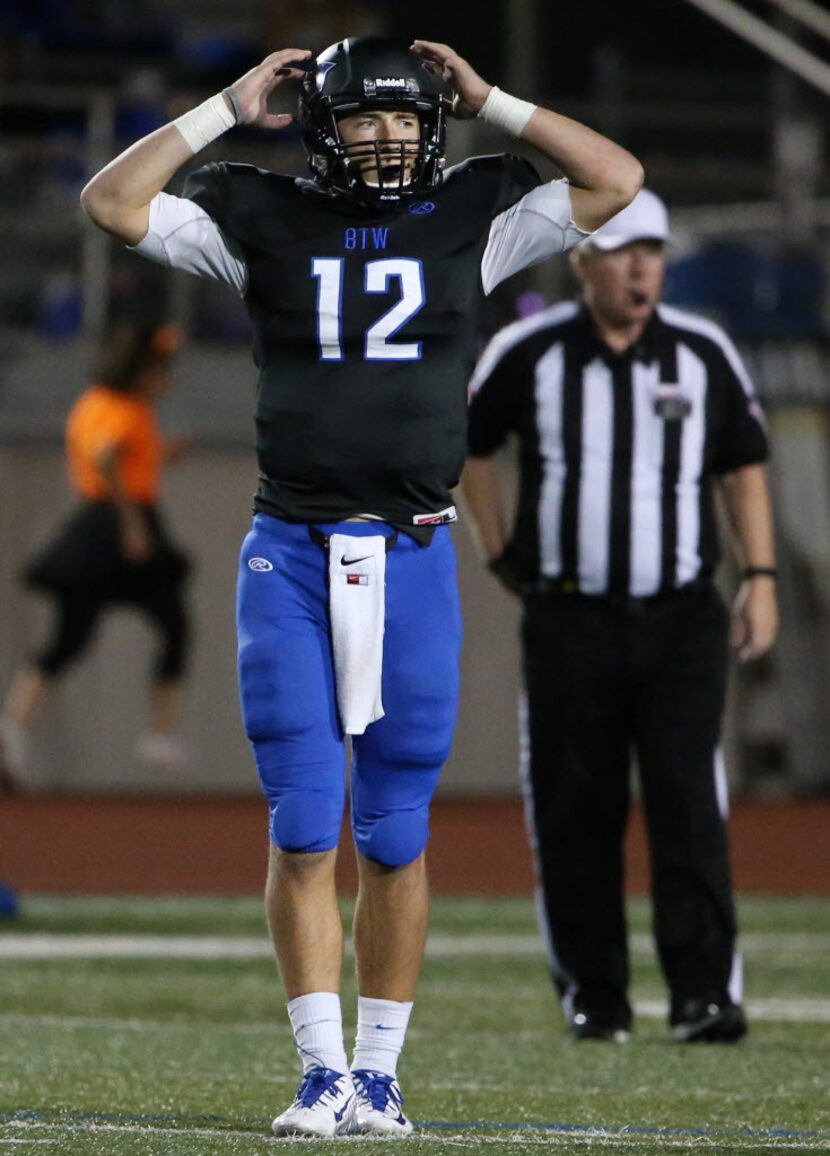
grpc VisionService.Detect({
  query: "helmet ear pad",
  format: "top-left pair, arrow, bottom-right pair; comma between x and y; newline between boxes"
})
298,36 -> 447,205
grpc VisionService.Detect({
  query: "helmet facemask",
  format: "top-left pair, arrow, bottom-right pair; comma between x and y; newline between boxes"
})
299,38 -> 446,207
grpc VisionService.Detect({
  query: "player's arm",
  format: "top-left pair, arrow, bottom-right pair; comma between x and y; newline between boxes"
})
80,49 -> 311,245
519,109 -> 642,233
411,40 -> 643,233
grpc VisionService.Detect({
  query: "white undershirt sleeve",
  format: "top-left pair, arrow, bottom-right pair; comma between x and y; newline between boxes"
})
481,179 -> 591,296
130,192 -> 248,295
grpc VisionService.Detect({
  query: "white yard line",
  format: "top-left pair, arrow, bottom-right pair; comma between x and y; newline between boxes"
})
0,933 -> 550,960
0,933 -> 274,960
1,933 -> 830,1024
1,930 -> 829,960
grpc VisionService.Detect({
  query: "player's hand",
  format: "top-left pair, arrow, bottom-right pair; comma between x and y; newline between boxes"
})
226,49 -> 313,131
730,577 -> 778,662
410,40 -> 491,119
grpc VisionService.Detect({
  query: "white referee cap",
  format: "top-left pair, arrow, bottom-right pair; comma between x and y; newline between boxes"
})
587,188 -> 671,251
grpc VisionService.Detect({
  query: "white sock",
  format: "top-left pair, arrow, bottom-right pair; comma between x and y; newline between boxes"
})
351,996 -> 413,1078
286,992 -> 349,1076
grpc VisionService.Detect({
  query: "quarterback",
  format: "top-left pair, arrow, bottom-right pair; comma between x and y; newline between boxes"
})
81,36 -> 642,1138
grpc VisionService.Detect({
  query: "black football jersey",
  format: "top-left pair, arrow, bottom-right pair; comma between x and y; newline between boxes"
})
183,156 -> 540,527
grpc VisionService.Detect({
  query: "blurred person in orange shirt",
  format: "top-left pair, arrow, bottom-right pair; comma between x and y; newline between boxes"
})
0,320 -> 192,789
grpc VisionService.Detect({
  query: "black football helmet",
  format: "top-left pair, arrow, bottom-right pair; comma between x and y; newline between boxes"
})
298,36 -> 446,206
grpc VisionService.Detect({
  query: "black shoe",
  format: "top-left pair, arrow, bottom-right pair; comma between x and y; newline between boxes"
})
669,998 -> 748,1043
568,1010 -> 630,1043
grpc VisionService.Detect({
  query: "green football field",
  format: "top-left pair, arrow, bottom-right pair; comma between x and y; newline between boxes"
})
1,893 -> 829,1154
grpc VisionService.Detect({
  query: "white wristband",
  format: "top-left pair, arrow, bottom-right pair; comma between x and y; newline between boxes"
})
173,92 -> 236,154
477,86 -> 537,137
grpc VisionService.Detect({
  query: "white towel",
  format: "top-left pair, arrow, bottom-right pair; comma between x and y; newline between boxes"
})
328,534 -> 388,735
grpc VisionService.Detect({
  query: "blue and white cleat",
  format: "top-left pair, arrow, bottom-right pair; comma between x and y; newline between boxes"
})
271,1067 -> 355,1138
350,1069 -> 414,1137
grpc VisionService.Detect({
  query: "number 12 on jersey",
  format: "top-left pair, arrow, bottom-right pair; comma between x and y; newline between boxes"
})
312,257 -> 425,362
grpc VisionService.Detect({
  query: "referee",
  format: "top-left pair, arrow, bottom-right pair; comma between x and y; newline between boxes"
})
462,189 -> 777,1043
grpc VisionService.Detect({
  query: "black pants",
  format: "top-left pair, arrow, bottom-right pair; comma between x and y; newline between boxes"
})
522,583 -> 736,1025
27,501 -> 191,682
35,586 -> 189,681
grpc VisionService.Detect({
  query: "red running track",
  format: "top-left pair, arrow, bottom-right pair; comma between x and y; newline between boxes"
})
1,795 -> 828,895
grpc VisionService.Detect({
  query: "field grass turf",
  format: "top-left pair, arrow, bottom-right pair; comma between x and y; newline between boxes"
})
1,894 -> 829,1153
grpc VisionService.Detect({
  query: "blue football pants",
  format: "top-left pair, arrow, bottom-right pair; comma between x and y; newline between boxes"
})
236,515 -> 462,867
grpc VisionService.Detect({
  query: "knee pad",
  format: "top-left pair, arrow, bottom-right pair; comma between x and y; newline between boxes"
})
353,807 -> 430,868
269,788 -> 342,854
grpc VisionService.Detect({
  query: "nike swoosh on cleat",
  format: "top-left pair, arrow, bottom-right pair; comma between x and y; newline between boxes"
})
334,1096 -> 353,1122
341,554 -> 372,566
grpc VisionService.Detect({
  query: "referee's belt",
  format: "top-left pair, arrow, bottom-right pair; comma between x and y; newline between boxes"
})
531,576 -> 712,610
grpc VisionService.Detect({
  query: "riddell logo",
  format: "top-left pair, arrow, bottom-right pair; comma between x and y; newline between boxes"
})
364,77 -> 418,97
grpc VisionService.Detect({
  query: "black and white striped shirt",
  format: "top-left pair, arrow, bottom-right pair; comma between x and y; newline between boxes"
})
467,302 -> 768,597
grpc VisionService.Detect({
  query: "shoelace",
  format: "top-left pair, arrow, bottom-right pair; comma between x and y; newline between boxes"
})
296,1067 -> 346,1109
355,1071 -> 401,1114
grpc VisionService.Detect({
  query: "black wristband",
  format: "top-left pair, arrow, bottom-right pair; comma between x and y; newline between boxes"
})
743,566 -> 777,580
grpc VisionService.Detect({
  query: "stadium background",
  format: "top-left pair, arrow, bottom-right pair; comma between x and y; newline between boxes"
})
0,0 -> 828,895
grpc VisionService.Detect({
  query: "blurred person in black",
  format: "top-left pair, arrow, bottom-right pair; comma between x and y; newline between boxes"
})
0,321 -> 191,788
463,189 -> 777,1045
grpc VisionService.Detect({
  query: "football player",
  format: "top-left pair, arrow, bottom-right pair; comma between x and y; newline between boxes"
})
81,36 -> 642,1138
